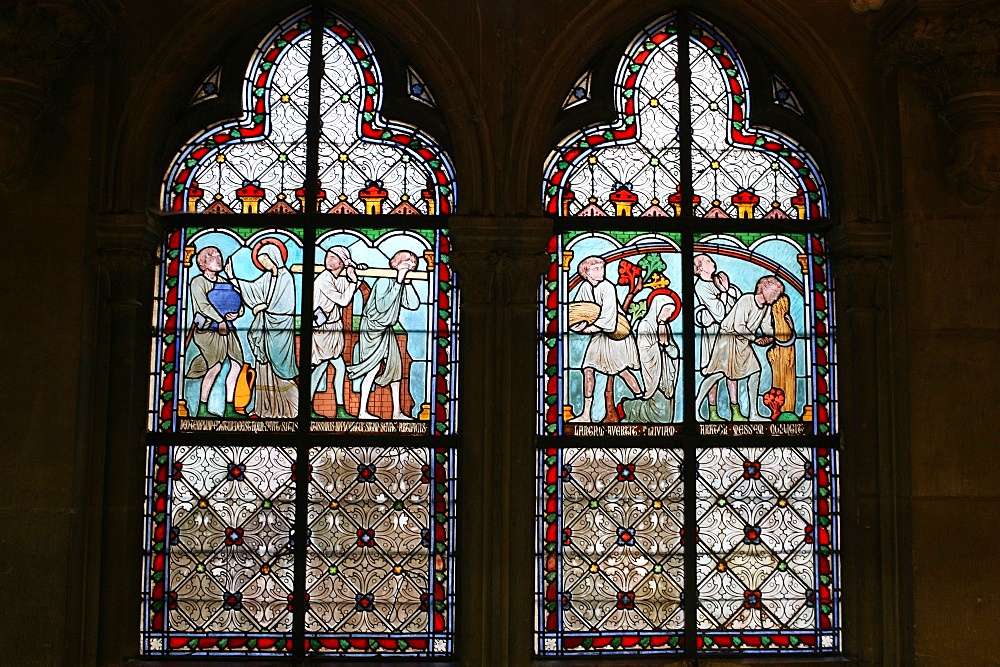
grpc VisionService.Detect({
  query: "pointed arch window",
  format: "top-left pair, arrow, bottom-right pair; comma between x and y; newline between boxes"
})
144,7 -> 458,658
537,12 -> 839,657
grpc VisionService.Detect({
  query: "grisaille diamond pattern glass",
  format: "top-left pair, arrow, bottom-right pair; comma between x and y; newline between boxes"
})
163,9 -> 455,218
314,13 -> 455,216
695,447 -> 839,651
689,18 -> 819,220
539,448 -> 685,654
162,14 -> 312,215
543,14 -> 681,218
308,448 -> 427,630
303,446 -> 455,654
142,446 -> 296,652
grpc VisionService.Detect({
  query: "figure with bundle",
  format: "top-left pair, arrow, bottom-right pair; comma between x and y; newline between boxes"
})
568,255 -> 642,423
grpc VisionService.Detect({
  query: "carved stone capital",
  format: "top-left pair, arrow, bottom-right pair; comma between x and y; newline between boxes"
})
94,214 -> 160,307
850,0 -> 886,13
888,5 -> 1000,100
449,218 -> 553,306
0,0 -> 122,190
886,5 -> 1000,205
834,256 -> 891,318
942,92 -> 1000,204
829,220 -> 891,316
95,248 -> 149,307
828,219 -> 891,258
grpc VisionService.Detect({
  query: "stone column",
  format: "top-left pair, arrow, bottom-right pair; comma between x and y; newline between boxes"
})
84,214 -> 159,665
884,7 -> 1000,662
829,221 -> 896,665
450,217 -> 552,666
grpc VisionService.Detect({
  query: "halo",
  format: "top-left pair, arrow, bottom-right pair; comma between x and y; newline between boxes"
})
251,238 -> 288,270
646,288 -> 681,322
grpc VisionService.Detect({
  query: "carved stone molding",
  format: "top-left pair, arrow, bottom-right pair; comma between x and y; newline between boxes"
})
0,77 -> 45,191
0,0 -> 121,190
449,218 -> 553,306
850,0 -> 886,13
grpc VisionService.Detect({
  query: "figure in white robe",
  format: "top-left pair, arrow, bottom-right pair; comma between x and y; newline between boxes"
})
347,250 -> 420,420
232,243 -> 299,418
311,246 -> 366,419
695,275 -> 793,421
693,253 -> 740,421
568,256 -> 642,423
621,293 -> 680,423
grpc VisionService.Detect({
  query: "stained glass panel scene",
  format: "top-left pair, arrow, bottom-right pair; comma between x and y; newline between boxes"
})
693,233 -> 836,436
149,6 -> 459,658
540,231 -> 684,437
695,447 -> 839,652
149,227 -> 304,433
537,10 -> 838,659
305,446 -> 455,655
537,447 -> 685,655
310,229 -> 458,435
142,445 -> 297,655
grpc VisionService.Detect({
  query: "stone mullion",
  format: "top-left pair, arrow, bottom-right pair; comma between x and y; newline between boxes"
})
89,215 -> 160,664
830,223 -> 893,665
450,217 -> 551,666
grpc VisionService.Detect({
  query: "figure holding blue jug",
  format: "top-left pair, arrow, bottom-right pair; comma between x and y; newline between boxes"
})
186,246 -> 246,418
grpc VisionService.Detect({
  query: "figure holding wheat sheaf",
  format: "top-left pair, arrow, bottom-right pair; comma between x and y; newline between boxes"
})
567,255 -> 642,423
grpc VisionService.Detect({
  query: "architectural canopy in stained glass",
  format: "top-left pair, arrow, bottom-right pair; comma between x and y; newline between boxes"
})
543,14 -> 826,221
162,10 -> 455,217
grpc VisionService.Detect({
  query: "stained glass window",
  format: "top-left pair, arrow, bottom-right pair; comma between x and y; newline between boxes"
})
191,66 -> 222,106
407,66 -> 436,107
538,12 -> 839,657
145,7 -> 458,658
772,73 -> 804,115
563,70 -> 593,110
